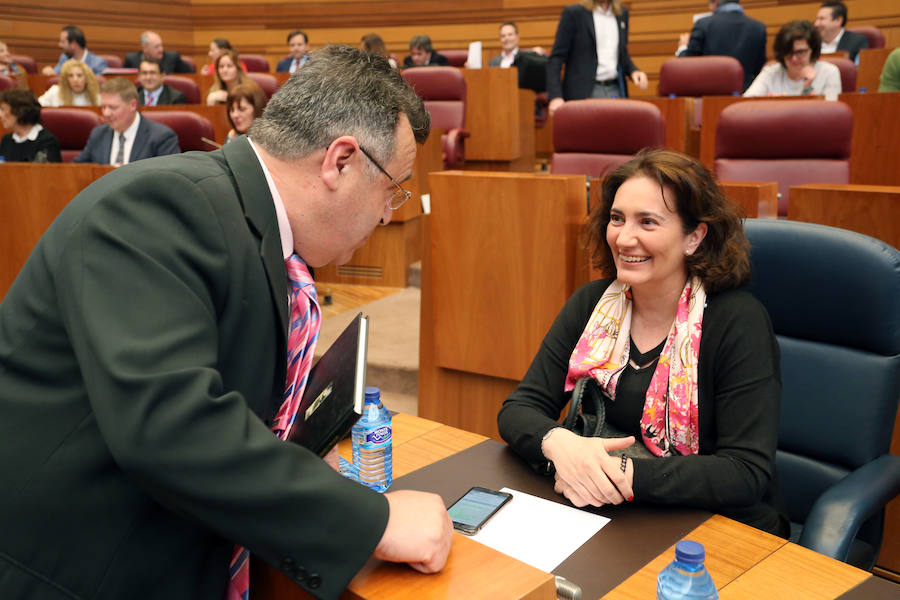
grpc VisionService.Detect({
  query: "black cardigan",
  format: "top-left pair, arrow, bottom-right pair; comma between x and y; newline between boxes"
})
0,128 -> 62,163
498,279 -> 789,537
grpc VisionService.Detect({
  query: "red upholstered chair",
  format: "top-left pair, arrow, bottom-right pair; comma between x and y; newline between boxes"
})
714,100 -> 853,217
40,108 -> 103,162
10,55 -> 37,74
241,54 -> 271,73
162,75 -> 201,104
819,56 -> 857,93
142,110 -> 215,152
550,99 -> 665,177
246,72 -> 279,99
441,50 -> 469,67
0,75 -> 15,91
658,56 -> 744,97
847,26 -> 885,49
401,66 -> 469,169
99,54 -> 123,69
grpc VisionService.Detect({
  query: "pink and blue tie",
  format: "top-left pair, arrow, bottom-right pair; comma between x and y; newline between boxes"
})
226,253 -> 320,600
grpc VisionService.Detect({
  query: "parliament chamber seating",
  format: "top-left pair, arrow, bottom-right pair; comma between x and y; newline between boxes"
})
657,56 -> 744,97
441,49 -> 468,67
714,100 -> 852,216
401,66 -> 469,169
246,72 -> 279,99
820,55 -> 858,93
40,108 -> 102,162
142,111 -> 215,152
847,25 -> 886,49
241,54 -> 270,73
0,75 -> 15,91
10,55 -> 37,74
99,54 -> 123,69
550,98 -> 665,177
162,75 -> 201,104
744,219 -> 900,570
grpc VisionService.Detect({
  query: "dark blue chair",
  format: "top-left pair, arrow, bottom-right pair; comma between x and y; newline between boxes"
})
744,219 -> 900,570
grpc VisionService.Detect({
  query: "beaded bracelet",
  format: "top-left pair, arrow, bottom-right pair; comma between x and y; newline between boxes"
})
620,454 -> 628,473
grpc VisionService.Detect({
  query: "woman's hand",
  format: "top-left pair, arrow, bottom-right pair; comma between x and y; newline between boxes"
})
543,428 -> 635,507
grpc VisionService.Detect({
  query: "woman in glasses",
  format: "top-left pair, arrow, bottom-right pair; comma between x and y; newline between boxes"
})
744,20 -> 841,100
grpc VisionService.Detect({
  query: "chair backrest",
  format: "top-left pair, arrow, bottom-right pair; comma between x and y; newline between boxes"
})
819,56 -> 857,93
847,25 -> 885,49
714,100 -> 852,216
162,75 -> 201,104
550,99 -> 665,177
441,50 -> 469,67
401,66 -> 467,130
0,75 -> 15,91
744,219 -> 900,560
98,54 -> 123,69
246,72 -> 279,99
10,55 -> 37,74
142,110 -> 214,151
241,54 -> 270,73
658,56 -> 744,97
40,108 -> 103,162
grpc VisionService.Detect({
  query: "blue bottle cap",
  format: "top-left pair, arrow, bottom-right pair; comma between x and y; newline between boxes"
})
364,386 -> 381,403
675,540 -> 705,564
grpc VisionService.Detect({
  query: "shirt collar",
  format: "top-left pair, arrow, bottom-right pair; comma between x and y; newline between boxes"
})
716,2 -> 744,14
247,138 -> 294,259
120,112 -> 141,142
12,123 -> 43,143
502,47 -> 519,59
594,3 -> 613,16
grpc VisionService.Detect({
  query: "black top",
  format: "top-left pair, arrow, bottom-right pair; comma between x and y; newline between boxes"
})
498,278 -> 790,537
0,128 -> 62,163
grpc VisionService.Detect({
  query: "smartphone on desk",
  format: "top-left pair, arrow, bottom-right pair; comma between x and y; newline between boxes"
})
447,486 -> 512,535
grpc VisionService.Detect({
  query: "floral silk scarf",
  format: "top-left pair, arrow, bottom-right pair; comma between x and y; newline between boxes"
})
565,278 -> 706,457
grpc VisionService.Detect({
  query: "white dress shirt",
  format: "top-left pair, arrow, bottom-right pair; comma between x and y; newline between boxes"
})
500,48 -> 519,68
593,5 -> 620,81
248,138 -> 294,260
109,113 -> 142,166
820,29 -> 845,55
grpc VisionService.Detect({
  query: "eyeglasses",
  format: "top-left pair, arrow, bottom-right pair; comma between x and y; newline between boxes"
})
787,47 -> 812,58
358,145 -> 411,210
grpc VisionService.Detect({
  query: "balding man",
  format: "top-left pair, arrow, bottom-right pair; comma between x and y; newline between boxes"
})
124,30 -> 194,73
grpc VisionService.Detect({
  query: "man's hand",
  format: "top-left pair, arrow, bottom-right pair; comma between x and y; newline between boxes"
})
631,71 -> 649,90
41,65 -> 56,76
678,33 -> 690,48
374,490 -> 453,573
549,97 -> 565,116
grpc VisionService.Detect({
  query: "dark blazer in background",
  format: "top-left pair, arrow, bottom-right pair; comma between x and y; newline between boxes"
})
402,52 -> 450,68
836,29 -> 869,62
138,84 -> 188,106
678,8 -> 768,91
0,137 -> 388,599
547,3 -> 639,100
124,49 -> 194,73
73,115 -> 181,164
275,54 -> 309,72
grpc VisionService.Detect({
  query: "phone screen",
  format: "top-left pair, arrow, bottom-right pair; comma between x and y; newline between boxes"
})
447,487 -> 512,534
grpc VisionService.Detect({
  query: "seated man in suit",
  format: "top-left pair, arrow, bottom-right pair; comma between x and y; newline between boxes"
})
276,30 -> 310,73
489,21 -> 546,68
402,35 -> 449,67
40,25 -> 108,76
675,0 -> 767,91
123,30 -> 194,74
815,1 -> 868,62
74,77 -> 180,165
137,58 -> 187,105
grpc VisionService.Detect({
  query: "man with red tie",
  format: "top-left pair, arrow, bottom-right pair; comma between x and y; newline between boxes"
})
276,30 -> 311,73
137,58 -> 188,106
0,45 -> 451,600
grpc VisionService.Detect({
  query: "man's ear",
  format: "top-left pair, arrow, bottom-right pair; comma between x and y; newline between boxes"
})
320,136 -> 359,191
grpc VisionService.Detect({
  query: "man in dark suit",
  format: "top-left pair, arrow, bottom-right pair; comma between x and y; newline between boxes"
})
137,58 -> 187,105
489,21 -> 546,68
402,35 -> 449,67
276,30 -> 310,73
123,30 -> 194,74
815,1 -> 868,62
676,0 -> 767,91
74,77 -> 180,165
0,45 -> 451,600
547,0 -> 648,115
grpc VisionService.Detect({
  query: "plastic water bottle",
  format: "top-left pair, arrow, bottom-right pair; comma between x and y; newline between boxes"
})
657,540 -> 718,600
351,387 -> 392,492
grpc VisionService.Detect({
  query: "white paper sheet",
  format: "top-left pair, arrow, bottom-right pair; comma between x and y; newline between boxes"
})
467,41 -> 483,69
469,487 -> 610,572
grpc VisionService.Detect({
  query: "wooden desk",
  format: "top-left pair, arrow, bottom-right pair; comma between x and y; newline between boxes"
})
857,48 -> 894,93
719,181 -> 779,219
839,92 -> 900,186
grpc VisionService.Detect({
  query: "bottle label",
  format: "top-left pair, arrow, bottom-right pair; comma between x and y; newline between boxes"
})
365,425 -> 392,446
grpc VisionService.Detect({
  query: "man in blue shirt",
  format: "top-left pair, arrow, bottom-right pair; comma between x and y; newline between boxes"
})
40,25 -> 108,76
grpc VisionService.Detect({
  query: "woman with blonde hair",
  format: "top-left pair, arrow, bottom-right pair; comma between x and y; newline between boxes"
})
206,49 -> 248,105
38,59 -> 100,107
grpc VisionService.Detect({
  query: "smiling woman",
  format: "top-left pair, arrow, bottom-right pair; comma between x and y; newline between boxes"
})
498,148 -> 790,539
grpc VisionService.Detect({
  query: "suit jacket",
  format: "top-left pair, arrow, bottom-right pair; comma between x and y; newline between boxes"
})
547,3 -> 638,100
138,84 -> 188,106
73,114 -> 181,164
489,49 -> 539,67
52,49 -> 108,75
124,49 -> 194,73
276,55 -> 309,73
401,52 -> 450,68
678,7 -> 767,91
0,136 -> 389,599
836,29 -> 869,62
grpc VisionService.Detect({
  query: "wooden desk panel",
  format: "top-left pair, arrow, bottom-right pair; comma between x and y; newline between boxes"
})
839,92 -> 900,186
639,96 -> 693,154
462,68 -> 521,162
720,181 -> 779,219
788,183 -> 900,249
857,48 -> 894,92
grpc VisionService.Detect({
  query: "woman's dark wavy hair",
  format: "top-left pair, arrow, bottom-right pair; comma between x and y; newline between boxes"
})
587,148 -> 750,294
773,20 -> 822,67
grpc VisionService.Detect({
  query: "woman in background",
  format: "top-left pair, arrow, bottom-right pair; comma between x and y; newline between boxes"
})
0,40 -> 24,77
224,81 -> 268,143
1,89 -> 62,163
38,59 -> 100,107
361,33 -> 398,69
206,50 -> 248,105
201,38 -> 248,75
744,20 -> 841,100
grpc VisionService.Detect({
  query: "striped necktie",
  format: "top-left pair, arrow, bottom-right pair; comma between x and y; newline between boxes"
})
114,132 -> 126,165
226,253 -> 320,600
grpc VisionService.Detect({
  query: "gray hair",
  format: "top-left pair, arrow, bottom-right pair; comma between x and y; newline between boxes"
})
250,45 -> 429,169
409,35 -> 433,53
